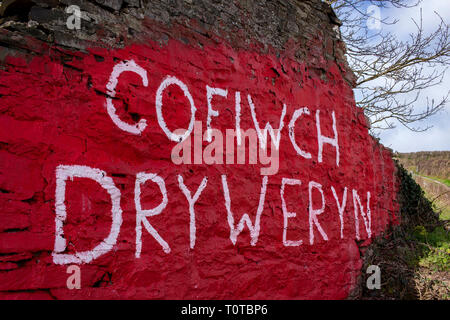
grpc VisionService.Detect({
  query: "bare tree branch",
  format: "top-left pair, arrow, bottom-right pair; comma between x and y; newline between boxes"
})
326,0 -> 450,132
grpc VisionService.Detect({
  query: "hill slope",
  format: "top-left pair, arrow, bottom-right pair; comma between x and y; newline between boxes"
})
396,152 -> 450,213
396,151 -> 450,182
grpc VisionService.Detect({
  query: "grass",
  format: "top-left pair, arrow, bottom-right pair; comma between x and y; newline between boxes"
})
395,152 -> 450,185
423,175 -> 450,188
413,226 -> 450,272
359,163 -> 449,299
418,190 -> 450,272
436,202 -> 450,221
409,170 -> 450,187
423,190 -> 450,221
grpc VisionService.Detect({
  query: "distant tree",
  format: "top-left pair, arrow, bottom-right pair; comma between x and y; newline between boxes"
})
325,0 -> 450,132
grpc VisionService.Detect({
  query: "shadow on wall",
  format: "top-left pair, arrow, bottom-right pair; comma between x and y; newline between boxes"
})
353,162 -> 448,300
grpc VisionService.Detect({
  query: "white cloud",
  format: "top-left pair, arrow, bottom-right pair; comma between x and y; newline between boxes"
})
383,0 -> 450,36
364,0 -> 450,152
378,115 -> 450,152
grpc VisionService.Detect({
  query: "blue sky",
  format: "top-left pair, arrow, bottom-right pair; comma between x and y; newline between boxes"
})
368,0 -> 450,152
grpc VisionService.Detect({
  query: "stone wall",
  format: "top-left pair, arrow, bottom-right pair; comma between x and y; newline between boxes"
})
0,0 -> 398,299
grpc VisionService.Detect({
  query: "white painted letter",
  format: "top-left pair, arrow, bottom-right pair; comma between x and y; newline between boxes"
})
178,175 -> 208,249
53,165 -> 123,265
308,181 -> 328,245
352,189 -> 371,240
316,110 -> 339,166
155,76 -> 197,142
280,178 -> 303,246
106,60 -> 148,135
206,85 -> 227,142
221,175 -> 268,245
288,107 -> 312,159
247,94 -> 286,150
331,186 -> 347,239
135,172 -> 170,257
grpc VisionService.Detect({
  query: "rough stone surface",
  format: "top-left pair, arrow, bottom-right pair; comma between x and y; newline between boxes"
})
0,0 -> 398,299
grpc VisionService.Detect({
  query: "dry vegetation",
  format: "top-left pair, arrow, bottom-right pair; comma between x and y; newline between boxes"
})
356,156 -> 449,300
396,151 -> 450,219
396,151 -> 450,181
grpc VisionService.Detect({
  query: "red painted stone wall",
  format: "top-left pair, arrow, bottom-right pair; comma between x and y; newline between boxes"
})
0,1 -> 399,299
